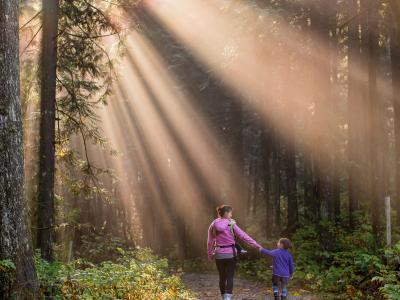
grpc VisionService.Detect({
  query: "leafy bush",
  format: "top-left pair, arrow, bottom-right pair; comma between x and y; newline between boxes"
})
36,248 -> 194,299
75,232 -> 134,263
177,258 -> 214,273
289,219 -> 390,299
374,243 -> 400,300
237,258 -> 273,282
0,259 -> 16,298
237,217 -> 400,299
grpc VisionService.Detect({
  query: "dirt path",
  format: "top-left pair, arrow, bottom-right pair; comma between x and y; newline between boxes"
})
182,273 -> 321,300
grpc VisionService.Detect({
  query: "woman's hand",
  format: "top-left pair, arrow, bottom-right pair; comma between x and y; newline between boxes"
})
258,246 -> 263,252
208,254 -> 215,261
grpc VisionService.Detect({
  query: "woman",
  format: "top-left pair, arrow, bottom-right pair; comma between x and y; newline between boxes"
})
207,204 -> 261,300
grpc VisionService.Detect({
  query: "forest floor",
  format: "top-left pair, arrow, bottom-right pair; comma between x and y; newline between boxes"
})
182,273 -> 337,300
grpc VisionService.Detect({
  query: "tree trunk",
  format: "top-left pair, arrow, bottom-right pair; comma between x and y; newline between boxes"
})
272,130 -> 281,233
37,0 -> 60,261
391,0 -> 400,226
230,98 -> 247,226
347,0 -> 364,226
309,1 -> 334,221
262,123 -> 273,238
285,120 -> 298,232
367,1 -> 384,243
0,0 -> 38,296
329,2 -> 341,222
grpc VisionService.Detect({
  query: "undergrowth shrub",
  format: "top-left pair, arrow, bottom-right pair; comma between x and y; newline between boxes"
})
290,219 -> 390,299
236,215 -> 400,299
0,259 -> 16,298
36,248 -> 194,299
74,231 -> 134,263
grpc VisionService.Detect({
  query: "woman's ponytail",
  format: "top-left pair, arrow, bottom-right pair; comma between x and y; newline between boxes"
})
216,204 -> 232,217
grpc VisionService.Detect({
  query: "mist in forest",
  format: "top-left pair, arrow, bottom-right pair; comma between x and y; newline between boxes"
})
2,0 -> 400,297
64,0 -> 397,258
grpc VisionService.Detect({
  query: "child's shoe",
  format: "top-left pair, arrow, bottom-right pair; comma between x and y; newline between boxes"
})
223,294 -> 233,300
281,296 -> 287,300
273,294 -> 279,300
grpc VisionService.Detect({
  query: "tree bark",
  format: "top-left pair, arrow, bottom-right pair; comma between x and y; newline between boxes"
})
367,1 -> 384,243
391,0 -> 400,226
347,0 -> 364,225
329,1 -> 341,222
272,129 -> 281,233
0,0 -> 38,296
285,119 -> 298,232
37,0 -> 60,261
262,123 -> 273,238
308,1 -> 334,221
229,98 -> 247,226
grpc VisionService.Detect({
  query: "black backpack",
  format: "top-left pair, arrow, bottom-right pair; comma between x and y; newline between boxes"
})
228,220 -> 246,257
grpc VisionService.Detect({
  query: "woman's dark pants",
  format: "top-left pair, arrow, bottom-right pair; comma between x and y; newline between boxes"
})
215,258 -> 236,294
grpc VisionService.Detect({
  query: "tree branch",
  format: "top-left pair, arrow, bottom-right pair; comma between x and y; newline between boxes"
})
20,25 -> 43,56
20,10 -> 43,31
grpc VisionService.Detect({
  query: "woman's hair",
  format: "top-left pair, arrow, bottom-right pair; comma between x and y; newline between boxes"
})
278,238 -> 292,249
216,204 -> 232,217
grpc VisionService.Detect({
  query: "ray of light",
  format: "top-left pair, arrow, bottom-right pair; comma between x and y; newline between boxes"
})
102,90 -> 169,248
80,0 -> 392,253
124,30 -> 247,214
93,24 -> 255,252
141,0 -> 354,158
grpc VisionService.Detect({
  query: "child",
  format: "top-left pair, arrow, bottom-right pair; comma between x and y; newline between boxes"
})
259,238 -> 294,300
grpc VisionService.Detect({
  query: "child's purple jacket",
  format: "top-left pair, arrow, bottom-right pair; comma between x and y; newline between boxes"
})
207,218 -> 261,259
260,248 -> 294,277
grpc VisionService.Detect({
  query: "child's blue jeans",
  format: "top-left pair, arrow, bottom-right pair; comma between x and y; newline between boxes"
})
272,275 -> 289,296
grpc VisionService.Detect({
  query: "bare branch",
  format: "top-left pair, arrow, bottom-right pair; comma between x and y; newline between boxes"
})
20,10 -> 43,31
20,25 -> 43,56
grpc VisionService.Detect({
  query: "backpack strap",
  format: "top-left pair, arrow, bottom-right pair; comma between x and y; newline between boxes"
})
214,219 -> 241,261
212,224 -> 217,238
228,219 -> 236,236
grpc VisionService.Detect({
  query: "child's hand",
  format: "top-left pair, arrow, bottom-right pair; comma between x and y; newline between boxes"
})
258,246 -> 263,252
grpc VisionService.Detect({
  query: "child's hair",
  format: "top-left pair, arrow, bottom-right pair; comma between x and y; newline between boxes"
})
216,204 -> 232,217
278,238 -> 292,249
